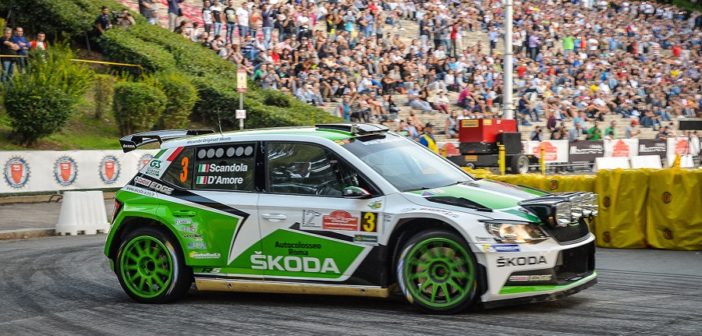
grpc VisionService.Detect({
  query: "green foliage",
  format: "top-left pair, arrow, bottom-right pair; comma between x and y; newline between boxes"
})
100,28 -> 176,73
93,74 -> 115,119
113,81 -> 166,135
262,90 -> 292,108
2,44 -> 93,145
3,0 -> 131,38
154,72 -> 199,129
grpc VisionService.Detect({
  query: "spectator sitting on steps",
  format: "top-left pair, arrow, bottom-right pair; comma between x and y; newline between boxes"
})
418,122 -> 438,153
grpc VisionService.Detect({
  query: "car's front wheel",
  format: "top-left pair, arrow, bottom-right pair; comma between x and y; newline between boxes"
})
115,227 -> 191,303
396,230 -> 478,314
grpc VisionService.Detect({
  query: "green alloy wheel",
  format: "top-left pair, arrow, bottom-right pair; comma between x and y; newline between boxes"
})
397,230 -> 478,314
115,227 -> 191,303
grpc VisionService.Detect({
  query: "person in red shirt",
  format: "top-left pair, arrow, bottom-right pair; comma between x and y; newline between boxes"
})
517,63 -> 527,78
30,32 -> 48,50
672,45 -> 682,58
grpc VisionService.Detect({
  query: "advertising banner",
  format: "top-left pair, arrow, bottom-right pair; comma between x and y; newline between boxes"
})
569,141 -> 605,164
525,140 -> 569,163
604,139 -> 639,158
637,139 -> 667,159
666,137 -> 692,165
0,150 -> 157,194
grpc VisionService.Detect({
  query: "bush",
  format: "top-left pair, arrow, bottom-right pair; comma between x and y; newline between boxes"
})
154,72 -> 198,129
93,74 -> 115,119
2,44 -> 93,145
100,28 -> 177,73
113,81 -> 166,135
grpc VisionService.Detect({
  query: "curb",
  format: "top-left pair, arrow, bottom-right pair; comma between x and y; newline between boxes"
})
0,228 -> 56,240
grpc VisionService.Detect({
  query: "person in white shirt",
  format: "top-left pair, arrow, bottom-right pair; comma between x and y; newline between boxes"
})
237,4 -> 250,37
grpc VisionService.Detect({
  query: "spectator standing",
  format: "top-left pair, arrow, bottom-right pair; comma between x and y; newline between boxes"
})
587,122 -> 603,141
138,0 -> 158,25
116,9 -> 136,29
210,0 -> 225,38
202,0 -> 213,34
10,27 -> 29,71
568,123 -> 585,141
30,32 -> 48,50
94,6 -> 112,36
1,28 -> 19,82
604,120 -> 617,139
167,0 -> 184,32
625,119 -> 641,139
418,123 -> 438,153
224,0 -> 237,44
236,3 -> 250,38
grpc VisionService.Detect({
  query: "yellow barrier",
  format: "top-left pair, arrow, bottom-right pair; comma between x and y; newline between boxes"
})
461,168 -> 701,250
646,169 -> 702,250
593,169 -> 650,248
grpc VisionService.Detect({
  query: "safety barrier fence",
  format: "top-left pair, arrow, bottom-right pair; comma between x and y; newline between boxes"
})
466,168 -> 702,251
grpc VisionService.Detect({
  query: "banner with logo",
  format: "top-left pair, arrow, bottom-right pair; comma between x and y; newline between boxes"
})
0,150 -> 157,194
604,139 -> 639,158
525,140 -> 569,163
568,141 -> 605,164
637,139 -> 667,159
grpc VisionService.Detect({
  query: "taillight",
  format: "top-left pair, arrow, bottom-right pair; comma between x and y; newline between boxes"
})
112,200 -> 123,223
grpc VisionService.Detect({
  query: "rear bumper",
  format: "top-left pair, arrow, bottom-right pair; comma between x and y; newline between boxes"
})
482,271 -> 597,309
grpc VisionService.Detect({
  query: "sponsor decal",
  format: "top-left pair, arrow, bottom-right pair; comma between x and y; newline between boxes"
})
138,154 -> 154,170
531,141 -> 558,161
274,241 -> 322,256
496,256 -> 547,268
99,155 -> 121,184
183,233 -> 203,241
3,157 -> 30,189
662,191 -> 672,204
367,200 -> 382,210
549,179 -> 559,191
178,223 -> 198,233
250,251 -> 340,274
483,244 -> 520,253
508,274 -> 553,282
133,176 -> 174,195
123,185 -> 155,197
603,231 -> 611,243
421,191 -> 435,197
323,210 -> 359,231
360,212 -> 378,232
354,234 -> 378,243
190,252 -> 221,259
301,210 -> 322,228
175,218 -> 193,225
416,207 -> 460,218
196,175 -> 245,185
603,196 -> 611,208
53,156 -> 78,187
187,241 -> 207,250
145,159 -> 162,177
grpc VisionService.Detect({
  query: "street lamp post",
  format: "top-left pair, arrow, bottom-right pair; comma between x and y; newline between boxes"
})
503,0 -> 514,120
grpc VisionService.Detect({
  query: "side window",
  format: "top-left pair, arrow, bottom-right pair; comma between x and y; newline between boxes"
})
162,147 -> 194,189
193,143 -> 256,192
266,142 -> 372,197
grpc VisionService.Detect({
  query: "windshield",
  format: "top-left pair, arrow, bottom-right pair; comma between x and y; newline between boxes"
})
343,134 -> 473,192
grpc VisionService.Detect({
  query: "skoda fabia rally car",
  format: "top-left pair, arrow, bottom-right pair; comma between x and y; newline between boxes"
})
106,124 -> 598,314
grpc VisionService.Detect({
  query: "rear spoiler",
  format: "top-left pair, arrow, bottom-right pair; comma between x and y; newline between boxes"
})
119,129 -> 215,153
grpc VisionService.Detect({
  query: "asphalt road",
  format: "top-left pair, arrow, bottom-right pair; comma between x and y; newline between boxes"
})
1,236 -> 701,336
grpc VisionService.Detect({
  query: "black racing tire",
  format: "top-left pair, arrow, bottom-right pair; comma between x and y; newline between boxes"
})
395,230 -> 479,314
114,226 -> 192,303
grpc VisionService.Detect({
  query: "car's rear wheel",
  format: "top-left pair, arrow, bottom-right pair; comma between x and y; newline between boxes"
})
115,227 -> 191,303
396,230 -> 478,314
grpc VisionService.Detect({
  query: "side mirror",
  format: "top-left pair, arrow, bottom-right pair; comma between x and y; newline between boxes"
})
342,186 -> 372,199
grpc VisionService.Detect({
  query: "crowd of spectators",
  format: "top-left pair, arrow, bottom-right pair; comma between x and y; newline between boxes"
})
0,26 -> 48,82
158,0 -> 702,143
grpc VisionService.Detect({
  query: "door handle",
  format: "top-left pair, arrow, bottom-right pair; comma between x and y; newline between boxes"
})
262,213 -> 287,222
173,210 -> 197,217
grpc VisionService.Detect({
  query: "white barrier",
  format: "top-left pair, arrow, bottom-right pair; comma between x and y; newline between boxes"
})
594,157 -> 630,171
0,150 -> 157,194
630,155 -> 663,169
55,191 -> 109,236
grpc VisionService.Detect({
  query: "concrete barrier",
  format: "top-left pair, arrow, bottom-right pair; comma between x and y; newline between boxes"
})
55,191 -> 109,236
594,157 -> 630,171
630,155 -> 662,169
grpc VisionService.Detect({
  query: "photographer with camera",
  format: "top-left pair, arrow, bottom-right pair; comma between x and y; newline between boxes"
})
117,9 -> 136,29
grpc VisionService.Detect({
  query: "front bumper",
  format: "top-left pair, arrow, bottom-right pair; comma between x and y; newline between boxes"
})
476,234 -> 597,305
482,272 -> 597,309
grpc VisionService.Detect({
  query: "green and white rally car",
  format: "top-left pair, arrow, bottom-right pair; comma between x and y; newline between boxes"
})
105,124 -> 598,314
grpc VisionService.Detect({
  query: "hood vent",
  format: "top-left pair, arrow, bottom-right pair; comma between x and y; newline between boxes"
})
426,196 -> 492,212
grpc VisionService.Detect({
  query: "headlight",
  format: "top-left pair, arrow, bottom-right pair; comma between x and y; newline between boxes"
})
484,221 -> 549,244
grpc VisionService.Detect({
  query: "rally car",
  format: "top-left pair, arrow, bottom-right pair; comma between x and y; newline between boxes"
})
105,123 -> 598,314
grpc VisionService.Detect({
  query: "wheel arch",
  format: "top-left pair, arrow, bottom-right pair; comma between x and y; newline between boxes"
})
385,217 -> 488,297
107,215 -> 183,262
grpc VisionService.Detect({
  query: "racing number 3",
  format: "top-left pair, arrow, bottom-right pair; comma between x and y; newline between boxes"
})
179,157 -> 189,183
361,212 -> 377,232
